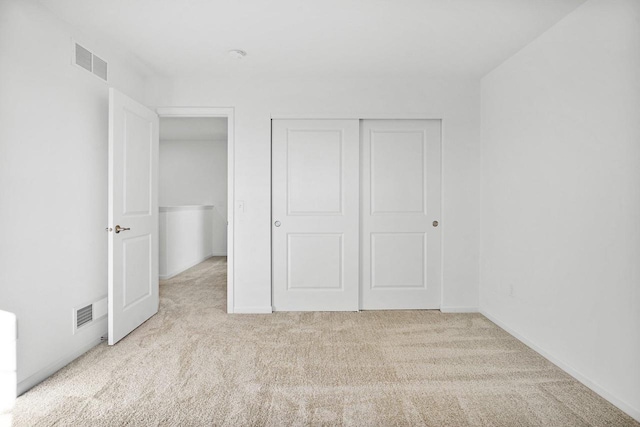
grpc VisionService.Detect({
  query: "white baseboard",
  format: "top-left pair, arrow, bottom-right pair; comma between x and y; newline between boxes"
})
233,306 -> 273,314
17,335 -> 104,396
440,306 -> 479,313
160,254 -> 214,280
210,252 -> 227,257
480,308 -> 640,423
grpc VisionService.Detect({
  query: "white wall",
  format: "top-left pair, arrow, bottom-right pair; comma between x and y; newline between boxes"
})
480,0 -> 640,419
0,0 -> 152,392
0,311 -> 17,414
159,207 -> 215,279
146,76 -> 482,313
159,138 -> 227,255
159,139 -> 228,207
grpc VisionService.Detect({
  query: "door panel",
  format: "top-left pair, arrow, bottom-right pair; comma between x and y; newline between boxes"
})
122,235 -> 152,308
370,130 -> 426,214
123,110 -> 153,215
371,232 -> 426,289
272,119 -> 359,311
361,120 -> 441,310
287,130 -> 343,214
288,234 -> 343,289
108,88 -> 159,344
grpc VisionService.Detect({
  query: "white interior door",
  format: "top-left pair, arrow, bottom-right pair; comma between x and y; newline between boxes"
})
272,119 -> 359,311
360,120 -> 441,309
108,88 -> 159,344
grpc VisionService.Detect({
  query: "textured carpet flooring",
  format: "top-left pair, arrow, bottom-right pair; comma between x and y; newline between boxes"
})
7,257 -> 638,426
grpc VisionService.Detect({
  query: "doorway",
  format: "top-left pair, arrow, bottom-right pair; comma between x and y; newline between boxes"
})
156,108 -> 235,314
271,118 -> 442,311
158,117 -> 228,280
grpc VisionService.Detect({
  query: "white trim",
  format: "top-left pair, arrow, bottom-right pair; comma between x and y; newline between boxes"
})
159,205 -> 213,212
155,107 -> 235,313
233,306 -> 273,314
160,138 -> 228,143
481,309 -> 640,423
270,113 -> 445,120
17,334 -> 104,395
439,119 -> 446,309
156,107 -> 234,117
440,306 -> 478,313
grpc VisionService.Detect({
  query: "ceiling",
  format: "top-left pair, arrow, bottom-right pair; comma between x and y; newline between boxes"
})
38,0 -> 586,79
160,118 -> 228,141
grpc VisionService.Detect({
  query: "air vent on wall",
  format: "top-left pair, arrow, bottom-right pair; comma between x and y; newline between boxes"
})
73,42 -> 108,81
76,304 -> 93,329
92,55 -> 108,80
75,43 -> 92,71
72,297 -> 107,334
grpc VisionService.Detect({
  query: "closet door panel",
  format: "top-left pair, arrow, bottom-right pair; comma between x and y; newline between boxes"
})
272,119 -> 359,311
361,120 -> 441,310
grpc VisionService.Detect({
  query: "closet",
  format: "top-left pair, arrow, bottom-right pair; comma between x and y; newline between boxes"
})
272,119 -> 441,311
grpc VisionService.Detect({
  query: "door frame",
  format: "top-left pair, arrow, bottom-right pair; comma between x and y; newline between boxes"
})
156,107 -> 236,314
270,113 -> 445,310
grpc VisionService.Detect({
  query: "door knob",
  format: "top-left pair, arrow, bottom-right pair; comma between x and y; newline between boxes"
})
274,221 -> 281,227
432,221 -> 439,227
114,225 -> 130,233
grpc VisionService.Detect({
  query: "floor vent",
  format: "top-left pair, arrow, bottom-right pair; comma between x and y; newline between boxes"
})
73,42 -> 108,82
76,304 -> 93,329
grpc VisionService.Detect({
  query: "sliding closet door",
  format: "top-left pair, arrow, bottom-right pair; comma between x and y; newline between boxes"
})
272,119 -> 359,311
360,120 -> 441,309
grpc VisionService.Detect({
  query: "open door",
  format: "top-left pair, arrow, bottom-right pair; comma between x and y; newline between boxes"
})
108,88 -> 159,345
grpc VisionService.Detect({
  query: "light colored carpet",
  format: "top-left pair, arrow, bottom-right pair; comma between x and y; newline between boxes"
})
7,257 -> 638,426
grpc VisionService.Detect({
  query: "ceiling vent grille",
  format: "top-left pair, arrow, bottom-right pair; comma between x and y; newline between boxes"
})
76,304 -> 93,329
74,42 -> 108,82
